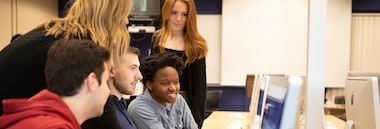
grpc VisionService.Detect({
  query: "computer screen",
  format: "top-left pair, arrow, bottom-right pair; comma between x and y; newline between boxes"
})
129,0 -> 161,19
254,74 -> 286,117
247,74 -> 266,128
255,74 -> 266,116
345,76 -> 380,129
260,75 -> 303,129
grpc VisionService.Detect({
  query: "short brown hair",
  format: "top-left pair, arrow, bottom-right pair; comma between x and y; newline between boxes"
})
45,39 -> 110,96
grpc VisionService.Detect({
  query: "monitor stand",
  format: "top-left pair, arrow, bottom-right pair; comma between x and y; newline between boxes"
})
344,120 -> 354,129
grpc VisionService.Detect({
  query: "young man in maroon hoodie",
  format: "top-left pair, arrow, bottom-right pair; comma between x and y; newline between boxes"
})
0,39 -> 111,129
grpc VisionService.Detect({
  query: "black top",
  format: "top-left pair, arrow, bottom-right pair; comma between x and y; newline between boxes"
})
81,95 -> 138,129
0,28 -> 59,115
151,37 -> 207,128
111,95 -> 137,129
81,96 -> 123,129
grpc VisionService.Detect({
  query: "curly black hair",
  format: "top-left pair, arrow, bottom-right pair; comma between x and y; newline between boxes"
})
140,53 -> 184,86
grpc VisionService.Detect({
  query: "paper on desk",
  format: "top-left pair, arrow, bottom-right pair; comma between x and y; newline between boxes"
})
230,113 -> 247,119
326,120 -> 338,129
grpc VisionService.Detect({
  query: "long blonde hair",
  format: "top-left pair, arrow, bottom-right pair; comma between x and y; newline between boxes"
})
154,0 -> 208,66
38,0 -> 131,65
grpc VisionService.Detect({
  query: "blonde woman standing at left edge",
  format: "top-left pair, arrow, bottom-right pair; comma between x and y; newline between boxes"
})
151,0 -> 208,128
0,0 -> 131,116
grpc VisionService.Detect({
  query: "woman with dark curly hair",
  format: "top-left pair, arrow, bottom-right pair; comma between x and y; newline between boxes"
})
128,53 -> 198,129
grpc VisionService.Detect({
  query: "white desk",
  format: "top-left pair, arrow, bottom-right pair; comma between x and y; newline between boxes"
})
325,115 -> 346,129
202,111 -> 251,129
202,111 -> 346,129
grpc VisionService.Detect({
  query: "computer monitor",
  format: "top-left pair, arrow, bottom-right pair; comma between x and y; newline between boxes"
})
347,71 -> 380,95
247,74 -> 267,115
129,0 -> 161,19
247,74 -> 260,115
345,76 -> 380,129
347,71 -> 380,79
247,74 -> 265,128
260,75 -> 303,129
248,74 -> 284,129
254,74 -> 286,116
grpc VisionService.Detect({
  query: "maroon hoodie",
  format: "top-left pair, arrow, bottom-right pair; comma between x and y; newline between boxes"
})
0,89 -> 80,129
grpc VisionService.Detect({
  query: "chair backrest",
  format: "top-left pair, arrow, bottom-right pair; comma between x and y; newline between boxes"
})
206,90 -> 223,110
334,95 -> 345,104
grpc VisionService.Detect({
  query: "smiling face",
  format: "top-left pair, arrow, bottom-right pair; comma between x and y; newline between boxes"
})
168,0 -> 188,33
110,52 -> 142,96
146,66 -> 180,105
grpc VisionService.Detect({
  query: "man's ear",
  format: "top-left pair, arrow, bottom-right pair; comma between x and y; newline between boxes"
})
84,72 -> 98,91
146,81 -> 153,90
109,65 -> 116,77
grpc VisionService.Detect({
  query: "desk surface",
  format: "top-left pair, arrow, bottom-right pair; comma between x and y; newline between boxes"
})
324,104 -> 346,118
202,111 -> 346,129
325,115 -> 346,129
202,111 -> 252,129
324,104 -> 346,109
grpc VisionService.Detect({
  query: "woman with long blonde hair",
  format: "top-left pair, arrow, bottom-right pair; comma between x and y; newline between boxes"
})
0,0 -> 131,118
151,0 -> 208,127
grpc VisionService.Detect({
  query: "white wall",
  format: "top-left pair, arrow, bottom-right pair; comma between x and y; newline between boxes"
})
197,15 -> 221,84
196,0 -> 351,87
221,0 -> 308,86
0,0 -> 58,50
0,0 -> 14,49
325,0 -> 351,88
16,0 -> 58,33
199,11 -> 293,86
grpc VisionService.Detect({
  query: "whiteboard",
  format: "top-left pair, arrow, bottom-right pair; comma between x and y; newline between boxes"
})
221,0 -> 308,86
221,0 -> 350,88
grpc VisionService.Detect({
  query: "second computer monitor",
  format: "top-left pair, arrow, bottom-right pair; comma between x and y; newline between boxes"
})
345,76 -> 380,129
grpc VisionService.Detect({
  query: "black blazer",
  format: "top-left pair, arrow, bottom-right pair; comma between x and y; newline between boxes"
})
0,28 -> 59,115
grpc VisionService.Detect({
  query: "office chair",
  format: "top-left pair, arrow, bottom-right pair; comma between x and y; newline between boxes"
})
334,95 -> 346,121
334,95 -> 345,104
205,90 -> 223,118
